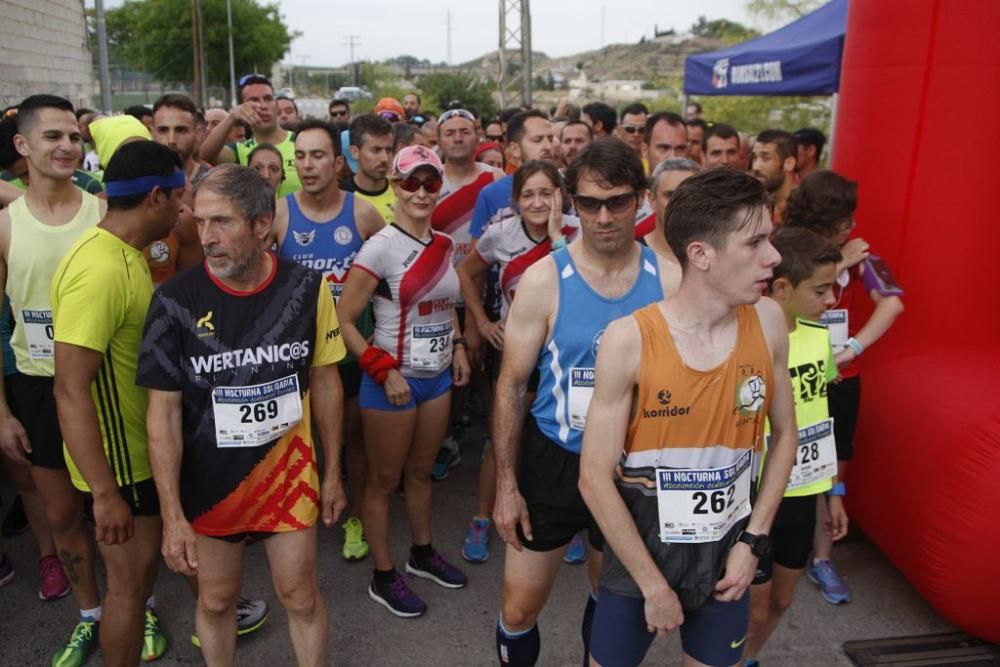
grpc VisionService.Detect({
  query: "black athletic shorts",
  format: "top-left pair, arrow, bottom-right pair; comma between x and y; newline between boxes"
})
516,417 -> 604,552
828,376 -> 861,461
753,494 -> 818,584
339,360 -> 362,401
212,531 -> 277,545
84,477 -> 160,518
5,373 -> 65,469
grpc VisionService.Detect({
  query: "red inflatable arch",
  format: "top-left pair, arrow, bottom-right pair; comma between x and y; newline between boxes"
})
832,0 -> 1000,642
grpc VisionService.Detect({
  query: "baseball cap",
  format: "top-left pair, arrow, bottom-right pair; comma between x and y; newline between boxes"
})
374,97 -> 405,119
393,145 -> 443,177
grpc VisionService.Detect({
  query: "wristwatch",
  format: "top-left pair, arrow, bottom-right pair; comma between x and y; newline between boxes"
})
737,531 -> 773,559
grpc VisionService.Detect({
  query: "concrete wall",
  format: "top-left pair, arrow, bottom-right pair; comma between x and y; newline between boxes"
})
0,0 -> 94,110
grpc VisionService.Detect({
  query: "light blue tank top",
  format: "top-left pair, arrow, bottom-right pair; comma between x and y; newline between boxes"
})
531,245 -> 664,454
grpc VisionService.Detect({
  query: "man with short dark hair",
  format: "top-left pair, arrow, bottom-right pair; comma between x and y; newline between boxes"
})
0,94 -> 113,667
342,114 -> 396,224
752,129 -> 798,222
329,98 -> 351,122
642,112 -> 689,169
52,140 -> 186,666
199,74 -> 300,197
704,122 -> 740,168
793,128 -> 826,179
581,102 -> 617,137
580,168 -> 796,667
141,163 -> 348,666
492,138 -> 679,666
125,105 -> 154,131
560,120 -> 593,168
403,93 -> 421,118
685,101 -> 703,121
149,93 -> 209,283
686,118 -> 707,165
617,103 -> 650,157
276,96 -> 302,131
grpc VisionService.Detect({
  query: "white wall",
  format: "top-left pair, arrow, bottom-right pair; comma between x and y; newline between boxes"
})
0,0 -> 94,110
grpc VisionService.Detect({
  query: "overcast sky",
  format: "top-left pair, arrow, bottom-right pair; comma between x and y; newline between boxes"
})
96,0 -> 761,67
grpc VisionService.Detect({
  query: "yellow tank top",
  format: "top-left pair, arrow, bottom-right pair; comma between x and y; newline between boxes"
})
6,192 -> 101,376
623,302 -> 773,472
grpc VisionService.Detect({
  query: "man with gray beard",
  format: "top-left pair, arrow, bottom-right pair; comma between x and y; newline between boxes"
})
138,164 -> 348,666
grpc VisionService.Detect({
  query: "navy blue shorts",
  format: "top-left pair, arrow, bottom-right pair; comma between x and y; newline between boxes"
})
358,370 -> 452,411
590,586 -> 750,667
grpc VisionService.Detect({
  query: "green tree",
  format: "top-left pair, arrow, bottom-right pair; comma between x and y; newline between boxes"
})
696,95 -> 830,137
417,71 -> 498,118
691,16 -> 760,44
103,0 -> 297,89
746,0 -> 823,25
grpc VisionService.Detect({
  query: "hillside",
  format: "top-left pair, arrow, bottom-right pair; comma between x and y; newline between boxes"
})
459,34 -> 725,83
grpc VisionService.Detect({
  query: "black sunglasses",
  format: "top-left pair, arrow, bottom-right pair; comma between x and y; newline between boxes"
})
572,192 -> 637,215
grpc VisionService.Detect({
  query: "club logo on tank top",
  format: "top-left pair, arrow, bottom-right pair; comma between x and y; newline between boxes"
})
334,226 -> 354,246
148,240 -> 171,264
735,373 -> 767,418
293,230 -> 316,247
789,360 -> 828,404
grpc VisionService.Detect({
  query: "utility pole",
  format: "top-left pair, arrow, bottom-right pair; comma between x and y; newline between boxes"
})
226,0 -> 237,106
94,0 -> 113,113
343,35 -> 361,86
497,0 -> 532,108
191,0 -> 202,107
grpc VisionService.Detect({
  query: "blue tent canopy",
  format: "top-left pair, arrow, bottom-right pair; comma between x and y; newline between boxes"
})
684,0 -> 847,96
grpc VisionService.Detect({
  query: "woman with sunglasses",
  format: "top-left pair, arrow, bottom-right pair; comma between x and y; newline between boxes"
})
337,145 -> 471,618
456,160 -> 579,564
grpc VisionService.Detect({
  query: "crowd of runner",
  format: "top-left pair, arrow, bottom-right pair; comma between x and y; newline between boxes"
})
0,77 -> 903,667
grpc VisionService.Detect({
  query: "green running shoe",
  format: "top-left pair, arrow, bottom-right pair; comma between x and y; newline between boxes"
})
51,619 -> 98,667
140,609 -> 167,661
342,517 -> 369,561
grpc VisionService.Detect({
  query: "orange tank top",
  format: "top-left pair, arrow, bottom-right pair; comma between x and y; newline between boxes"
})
600,302 -> 775,607
622,302 -> 773,475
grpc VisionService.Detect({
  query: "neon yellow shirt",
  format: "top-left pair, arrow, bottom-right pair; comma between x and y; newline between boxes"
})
51,227 -> 154,492
766,318 -> 838,497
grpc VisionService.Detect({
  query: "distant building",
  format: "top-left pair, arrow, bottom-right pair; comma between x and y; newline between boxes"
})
0,0 -> 94,110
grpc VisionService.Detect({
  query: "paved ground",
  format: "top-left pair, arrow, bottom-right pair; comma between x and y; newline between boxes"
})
0,427 -> 953,666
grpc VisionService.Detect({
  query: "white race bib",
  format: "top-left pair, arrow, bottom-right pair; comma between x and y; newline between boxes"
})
410,322 -> 452,371
656,450 -> 753,544
22,309 -> 54,359
212,374 -> 303,448
819,309 -> 848,351
568,367 -> 595,431
783,418 -> 838,491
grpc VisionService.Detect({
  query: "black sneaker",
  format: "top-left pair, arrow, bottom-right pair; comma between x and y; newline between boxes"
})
2,495 -> 28,537
368,571 -> 427,618
405,550 -> 467,589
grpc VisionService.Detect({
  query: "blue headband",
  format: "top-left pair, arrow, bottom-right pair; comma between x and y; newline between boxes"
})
105,170 -> 186,198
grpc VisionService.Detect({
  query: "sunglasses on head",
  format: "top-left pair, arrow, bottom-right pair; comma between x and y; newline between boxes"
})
238,73 -> 271,88
572,192 -> 637,215
397,176 -> 443,194
379,111 -> 401,122
439,108 -> 476,124
621,124 -> 643,135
